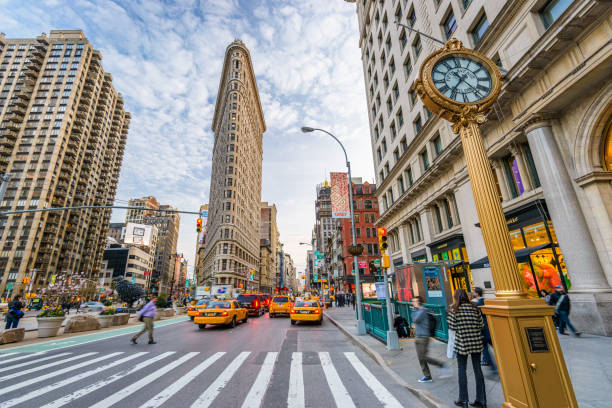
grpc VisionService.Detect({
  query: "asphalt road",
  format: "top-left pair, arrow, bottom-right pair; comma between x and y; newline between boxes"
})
0,311 -> 425,408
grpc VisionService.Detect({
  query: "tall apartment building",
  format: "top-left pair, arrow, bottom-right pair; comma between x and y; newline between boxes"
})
259,202 -> 279,293
202,40 -> 265,290
347,0 -> 612,335
0,30 -> 130,298
125,196 -> 179,294
314,181 -> 333,256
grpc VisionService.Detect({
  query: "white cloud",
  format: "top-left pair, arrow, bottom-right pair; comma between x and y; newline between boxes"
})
3,0 -> 373,275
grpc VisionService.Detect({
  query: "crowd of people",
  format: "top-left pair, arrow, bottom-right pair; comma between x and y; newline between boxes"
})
332,292 -> 355,308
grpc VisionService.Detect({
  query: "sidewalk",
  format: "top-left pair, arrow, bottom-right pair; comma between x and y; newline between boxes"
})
325,306 -> 611,408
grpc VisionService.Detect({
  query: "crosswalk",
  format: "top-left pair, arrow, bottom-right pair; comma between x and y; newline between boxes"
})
0,349 -> 417,408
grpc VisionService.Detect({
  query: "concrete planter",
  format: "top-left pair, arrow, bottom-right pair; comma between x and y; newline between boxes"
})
98,314 -> 114,328
116,313 -> 130,325
111,315 -> 120,326
37,316 -> 65,338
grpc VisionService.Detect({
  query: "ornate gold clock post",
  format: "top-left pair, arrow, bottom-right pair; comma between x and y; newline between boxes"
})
414,39 -> 577,408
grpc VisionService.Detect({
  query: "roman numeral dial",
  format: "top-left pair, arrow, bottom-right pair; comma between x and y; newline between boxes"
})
431,55 -> 492,103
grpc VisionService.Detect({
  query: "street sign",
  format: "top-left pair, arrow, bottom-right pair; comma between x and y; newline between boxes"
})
131,277 -> 135,283
358,261 -> 367,268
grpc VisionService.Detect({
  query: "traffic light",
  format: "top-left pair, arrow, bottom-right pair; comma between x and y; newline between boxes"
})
22,277 -> 30,284
196,218 -> 202,233
377,227 -> 388,253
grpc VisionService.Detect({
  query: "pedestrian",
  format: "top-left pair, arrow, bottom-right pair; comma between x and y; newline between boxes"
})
552,285 -> 580,337
351,293 -> 356,310
472,287 -> 496,372
334,294 -> 338,308
447,289 -> 486,408
5,295 -> 25,329
412,296 -> 450,382
394,312 -> 411,338
131,295 -> 157,345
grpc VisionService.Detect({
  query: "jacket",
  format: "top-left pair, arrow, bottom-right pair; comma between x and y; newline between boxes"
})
554,294 -> 570,313
412,307 -> 430,338
139,300 -> 157,318
447,303 -> 484,355
472,297 -> 490,338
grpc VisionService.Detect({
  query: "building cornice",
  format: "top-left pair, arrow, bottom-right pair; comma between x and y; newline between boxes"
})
575,170 -> 612,187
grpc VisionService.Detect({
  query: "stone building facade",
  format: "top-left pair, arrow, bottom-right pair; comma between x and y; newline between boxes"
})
260,202 -> 279,293
202,40 -> 265,290
0,30 -> 130,298
347,0 -> 612,335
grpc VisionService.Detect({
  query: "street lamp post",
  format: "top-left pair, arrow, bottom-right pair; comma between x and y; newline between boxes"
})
301,127 -> 366,335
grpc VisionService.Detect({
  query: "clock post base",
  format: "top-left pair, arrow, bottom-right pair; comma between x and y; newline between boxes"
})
482,298 -> 577,408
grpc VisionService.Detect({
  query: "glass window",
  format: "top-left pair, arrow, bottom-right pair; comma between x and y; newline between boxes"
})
502,155 -> 524,198
420,150 -> 430,170
433,134 -> 443,156
408,9 -> 416,27
523,222 -> 550,247
443,200 -> 453,228
540,0 -> 574,29
406,167 -> 413,185
472,14 -> 490,45
413,35 -> 422,57
443,10 -> 457,39
509,229 -> 525,250
524,144 -> 541,188
434,205 -> 443,232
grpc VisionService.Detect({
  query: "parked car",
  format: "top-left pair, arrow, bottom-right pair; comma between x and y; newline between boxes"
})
236,294 -> 265,316
80,301 -> 104,312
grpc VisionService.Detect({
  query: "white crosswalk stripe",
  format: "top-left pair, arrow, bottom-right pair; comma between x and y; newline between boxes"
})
344,352 -> 404,408
89,352 -> 199,408
288,352 -> 305,408
0,350 -> 414,408
191,351 -> 251,408
319,352 -> 356,408
0,352 -> 72,371
241,351 -> 278,408
0,352 -> 123,397
0,352 -> 148,408
0,351 -> 47,366
140,352 -> 225,408
0,352 -> 97,382
40,352 -> 176,408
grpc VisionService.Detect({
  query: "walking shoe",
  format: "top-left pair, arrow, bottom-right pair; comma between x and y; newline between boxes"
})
574,332 -> 582,337
131,338 -> 137,344
454,400 -> 468,407
439,365 -> 452,379
148,340 -> 157,344
418,376 -> 433,383
470,401 -> 487,407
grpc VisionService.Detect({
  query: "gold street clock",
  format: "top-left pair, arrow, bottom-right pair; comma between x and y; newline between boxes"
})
413,38 -> 502,129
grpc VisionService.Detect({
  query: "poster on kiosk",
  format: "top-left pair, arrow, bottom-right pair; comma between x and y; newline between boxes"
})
423,266 -> 446,306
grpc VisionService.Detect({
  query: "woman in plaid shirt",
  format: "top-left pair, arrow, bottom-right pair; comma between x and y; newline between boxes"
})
447,289 -> 486,408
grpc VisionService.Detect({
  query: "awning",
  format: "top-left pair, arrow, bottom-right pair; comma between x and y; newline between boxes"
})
469,243 -> 552,269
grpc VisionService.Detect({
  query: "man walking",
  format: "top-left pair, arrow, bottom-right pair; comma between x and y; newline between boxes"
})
472,287 -> 497,372
412,296 -> 450,382
5,295 -> 24,329
552,285 -> 581,337
131,295 -> 157,345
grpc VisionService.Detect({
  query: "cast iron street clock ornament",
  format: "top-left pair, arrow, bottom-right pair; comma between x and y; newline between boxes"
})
414,39 -> 578,408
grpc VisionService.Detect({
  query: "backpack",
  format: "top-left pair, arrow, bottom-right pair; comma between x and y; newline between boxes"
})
427,312 -> 437,337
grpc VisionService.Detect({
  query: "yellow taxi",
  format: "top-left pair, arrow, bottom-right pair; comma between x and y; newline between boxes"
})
290,300 -> 323,325
194,300 -> 248,329
187,299 -> 211,320
269,295 -> 293,318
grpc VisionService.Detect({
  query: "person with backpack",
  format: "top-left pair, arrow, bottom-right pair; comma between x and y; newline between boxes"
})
552,285 -> 581,337
447,289 -> 486,408
472,287 -> 496,372
393,312 -> 411,338
5,295 -> 25,329
412,296 -> 450,382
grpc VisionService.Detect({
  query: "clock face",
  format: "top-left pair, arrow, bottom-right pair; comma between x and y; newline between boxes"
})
432,56 -> 492,103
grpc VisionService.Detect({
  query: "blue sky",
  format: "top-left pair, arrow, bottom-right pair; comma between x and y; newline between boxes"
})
1,0 -> 374,274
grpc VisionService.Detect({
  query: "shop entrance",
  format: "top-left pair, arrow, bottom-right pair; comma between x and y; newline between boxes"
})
447,262 -> 472,294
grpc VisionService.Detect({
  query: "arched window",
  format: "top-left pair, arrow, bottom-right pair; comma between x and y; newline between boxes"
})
603,116 -> 612,171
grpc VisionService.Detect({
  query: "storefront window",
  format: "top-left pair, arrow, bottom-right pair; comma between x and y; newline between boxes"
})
509,229 -> 525,250
523,222 -> 549,247
503,155 -> 525,198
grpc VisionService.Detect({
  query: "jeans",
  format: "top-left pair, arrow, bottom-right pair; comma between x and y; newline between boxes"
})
558,310 -> 577,334
415,337 -> 444,378
5,315 -> 19,329
457,352 -> 486,404
481,332 -> 497,370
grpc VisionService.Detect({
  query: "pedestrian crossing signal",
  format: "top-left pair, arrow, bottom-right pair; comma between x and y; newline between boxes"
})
196,218 -> 202,233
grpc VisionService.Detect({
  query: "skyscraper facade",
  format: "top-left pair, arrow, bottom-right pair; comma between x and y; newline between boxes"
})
0,30 -> 130,298
347,0 -> 612,335
202,40 -> 265,290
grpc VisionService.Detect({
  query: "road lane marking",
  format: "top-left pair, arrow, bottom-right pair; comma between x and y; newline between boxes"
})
344,352 -> 403,408
288,352 -> 304,408
319,352 -> 356,408
89,352 -> 199,408
0,352 -> 46,365
0,352 -> 97,382
0,352 -> 148,408
0,352 -> 71,371
40,352 -> 176,408
241,352 -> 278,408
140,352 -> 226,408
0,352 -> 123,397
191,351 -> 251,408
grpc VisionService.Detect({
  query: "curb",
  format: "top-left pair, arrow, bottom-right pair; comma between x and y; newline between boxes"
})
324,311 -> 445,408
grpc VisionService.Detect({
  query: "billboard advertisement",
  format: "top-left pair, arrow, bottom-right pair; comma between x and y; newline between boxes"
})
124,222 -> 154,246
330,172 -> 350,218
